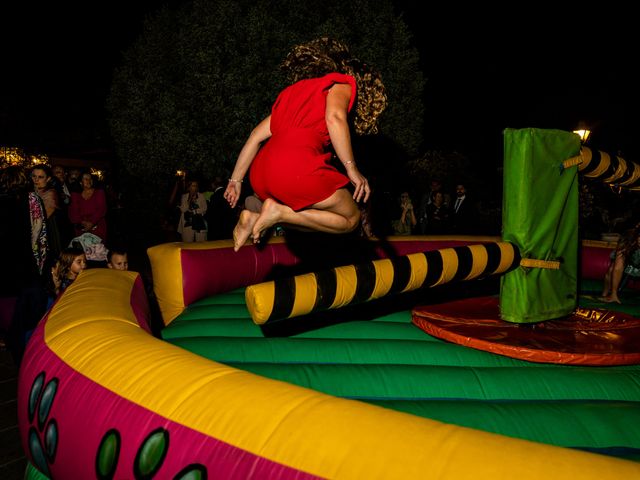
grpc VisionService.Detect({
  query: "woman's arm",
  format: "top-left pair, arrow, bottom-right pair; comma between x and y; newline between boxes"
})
196,193 -> 208,215
224,115 -> 272,209
326,84 -> 370,203
408,206 -> 417,227
42,189 -> 59,218
179,193 -> 190,213
400,204 -> 416,227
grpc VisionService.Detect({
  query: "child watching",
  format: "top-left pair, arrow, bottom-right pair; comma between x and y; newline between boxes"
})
107,249 -> 129,271
51,247 -> 87,296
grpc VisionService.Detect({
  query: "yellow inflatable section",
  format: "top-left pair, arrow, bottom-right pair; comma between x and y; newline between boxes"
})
18,239 -> 640,479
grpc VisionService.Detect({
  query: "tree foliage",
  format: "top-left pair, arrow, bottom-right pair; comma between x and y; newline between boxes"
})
107,0 -> 424,215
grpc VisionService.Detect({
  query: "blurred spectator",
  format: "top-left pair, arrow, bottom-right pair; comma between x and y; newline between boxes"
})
1,165 -> 49,365
67,167 -> 82,193
51,164 -> 74,246
31,165 -> 63,261
417,178 -> 450,234
426,191 -> 451,234
392,191 -> 417,235
451,183 -> 477,234
52,165 -> 71,206
68,173 -> 108,242
177,179 -> 208,242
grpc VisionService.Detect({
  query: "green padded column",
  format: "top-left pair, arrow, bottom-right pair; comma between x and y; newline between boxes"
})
500,128 -> 581,323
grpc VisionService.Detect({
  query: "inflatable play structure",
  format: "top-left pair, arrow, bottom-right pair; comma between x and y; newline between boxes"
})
17,128 -> 640,479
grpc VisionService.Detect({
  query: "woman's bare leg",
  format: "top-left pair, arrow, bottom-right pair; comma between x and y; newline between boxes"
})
251,189 -> 360,242
600,263 -> 614,298
602,254 -> 626,303
233,209 -> 260,251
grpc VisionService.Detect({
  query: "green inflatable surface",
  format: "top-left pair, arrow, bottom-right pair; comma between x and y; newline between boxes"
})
163,286 -> 640,462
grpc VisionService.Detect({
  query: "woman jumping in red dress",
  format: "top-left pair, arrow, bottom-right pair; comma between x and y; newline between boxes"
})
224,37 -> 387,251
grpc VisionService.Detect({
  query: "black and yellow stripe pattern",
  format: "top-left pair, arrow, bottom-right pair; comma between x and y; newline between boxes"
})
246,241 -> 520,325
564,146 -> 640,190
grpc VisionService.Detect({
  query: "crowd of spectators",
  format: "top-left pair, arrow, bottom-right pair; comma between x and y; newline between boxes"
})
0,163 -> 130,365
365,179 -> 489,238
2,161 -> 639,366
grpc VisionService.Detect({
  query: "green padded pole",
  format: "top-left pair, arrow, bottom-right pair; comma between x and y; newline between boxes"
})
500,128 -> 581,323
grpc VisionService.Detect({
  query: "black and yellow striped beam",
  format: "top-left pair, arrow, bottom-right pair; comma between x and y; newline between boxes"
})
245,241 -> 520,325
563,146 -> 640,190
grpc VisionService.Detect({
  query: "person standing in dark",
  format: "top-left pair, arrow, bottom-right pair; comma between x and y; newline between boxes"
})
426,191 -> 451,234
0,166 -> 50,365
31,165 -> 63,261
68,172 -> 108,242
417,178 -> 450,234
391,191 -> 417,235
451,183 -> 476,234
52,164 -> 74,247
177,179 -> 208,242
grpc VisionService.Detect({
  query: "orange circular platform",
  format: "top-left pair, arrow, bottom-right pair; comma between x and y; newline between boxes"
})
412,296 -> 640,365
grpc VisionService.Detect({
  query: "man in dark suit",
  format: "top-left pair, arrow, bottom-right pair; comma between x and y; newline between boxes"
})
451,183 -> 476,234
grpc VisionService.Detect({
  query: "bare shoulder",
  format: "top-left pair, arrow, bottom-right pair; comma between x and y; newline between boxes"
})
328,82 -> 351,96
326,83 -> 351,108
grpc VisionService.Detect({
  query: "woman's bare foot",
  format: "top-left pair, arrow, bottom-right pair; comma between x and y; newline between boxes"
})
601,294 -> 622,304
233,209 -> 260,252
252,198 -> 290,243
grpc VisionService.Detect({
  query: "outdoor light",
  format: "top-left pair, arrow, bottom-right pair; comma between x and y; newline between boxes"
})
90,167 -> 104,180
30,154 -> 49,165
0,146 -> 26,167
573,129 -> 591,144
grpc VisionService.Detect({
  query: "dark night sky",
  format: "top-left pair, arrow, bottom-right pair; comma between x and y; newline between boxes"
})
1,3 -> 160,150
2,2 -> 638,166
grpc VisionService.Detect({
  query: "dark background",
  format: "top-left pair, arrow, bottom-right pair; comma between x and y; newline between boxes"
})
2,3 -> 638,164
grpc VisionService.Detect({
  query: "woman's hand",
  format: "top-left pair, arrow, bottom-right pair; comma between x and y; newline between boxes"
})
224,181 -> 242,209
346,165 -> 371,203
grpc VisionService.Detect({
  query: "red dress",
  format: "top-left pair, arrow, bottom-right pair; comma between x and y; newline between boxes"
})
249,73 -> 356,211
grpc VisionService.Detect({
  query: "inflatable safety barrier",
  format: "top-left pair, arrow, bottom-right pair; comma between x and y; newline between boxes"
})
17,237 -> 640,479
246,241 -> 519,324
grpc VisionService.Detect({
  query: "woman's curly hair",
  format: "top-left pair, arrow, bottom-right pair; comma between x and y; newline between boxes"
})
280,37 -> 387,135
0,165 -> 28,194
